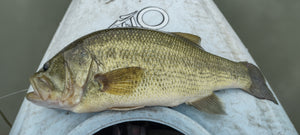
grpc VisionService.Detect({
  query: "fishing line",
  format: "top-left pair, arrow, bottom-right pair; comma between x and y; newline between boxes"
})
0,89 -> 28,128
0,110 -> 12,128
0,89 -> 28,100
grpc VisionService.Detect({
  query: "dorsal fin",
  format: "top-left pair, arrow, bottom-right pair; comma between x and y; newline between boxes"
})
172,32 -> 201,45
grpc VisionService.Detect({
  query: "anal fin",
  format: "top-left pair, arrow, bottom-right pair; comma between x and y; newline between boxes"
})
110,106 -> 144,111
187,94 -> 226,114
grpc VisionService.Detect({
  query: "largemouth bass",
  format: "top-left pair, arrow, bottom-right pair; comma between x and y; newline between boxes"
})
27,28 -> 277,114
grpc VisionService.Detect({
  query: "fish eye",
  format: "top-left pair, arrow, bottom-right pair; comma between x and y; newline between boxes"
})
43,62 -> 50,71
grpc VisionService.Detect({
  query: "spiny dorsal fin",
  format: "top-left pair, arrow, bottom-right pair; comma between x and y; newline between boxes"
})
94,67 -> 144,95
172,32 -> 201,45
186,93 -> 226,114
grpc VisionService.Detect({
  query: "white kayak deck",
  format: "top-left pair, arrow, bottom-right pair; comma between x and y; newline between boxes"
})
10,0 -> 297,134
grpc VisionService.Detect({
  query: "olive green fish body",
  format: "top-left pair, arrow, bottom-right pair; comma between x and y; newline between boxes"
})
71,29 -> 250,112
27,28 -> 277,113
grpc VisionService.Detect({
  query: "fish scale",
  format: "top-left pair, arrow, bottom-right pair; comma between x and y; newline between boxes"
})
70,28 -> 250,112
27,28 -> 277,113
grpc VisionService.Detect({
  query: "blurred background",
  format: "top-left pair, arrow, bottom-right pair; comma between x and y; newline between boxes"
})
0,0 -> 299,134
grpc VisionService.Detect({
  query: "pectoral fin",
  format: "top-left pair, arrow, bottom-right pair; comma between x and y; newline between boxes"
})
94,67 -> 144,95
187,94 -> 226,114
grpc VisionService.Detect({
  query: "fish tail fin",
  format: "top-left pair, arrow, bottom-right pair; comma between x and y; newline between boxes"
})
241,62 -> 278,104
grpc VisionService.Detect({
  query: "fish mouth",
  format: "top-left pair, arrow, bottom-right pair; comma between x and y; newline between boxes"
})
26,92 -> 43,103
27,75 -> 65,108
27,73 -> 83,109
28,75 -> 54,101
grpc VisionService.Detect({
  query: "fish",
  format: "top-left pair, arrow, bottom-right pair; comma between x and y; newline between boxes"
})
26,28 -> 278,114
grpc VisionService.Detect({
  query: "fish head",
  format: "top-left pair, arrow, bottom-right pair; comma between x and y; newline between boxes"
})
27,53 -> 84,110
